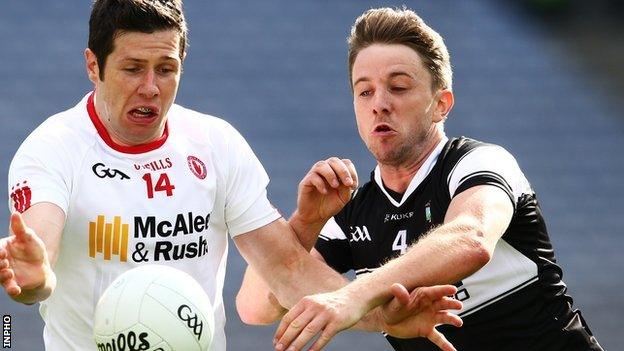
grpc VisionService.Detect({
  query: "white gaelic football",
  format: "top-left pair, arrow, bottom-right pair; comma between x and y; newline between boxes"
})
93,265 -> 214,351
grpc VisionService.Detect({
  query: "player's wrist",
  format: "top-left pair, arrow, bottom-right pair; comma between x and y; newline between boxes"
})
344,275 -> 394,316
339,282 -> 380,320
290,209 -> 325,227
371,306 -> 391,332
352,306 -> 385,332
288,211 -> 327,251
12,264 -> 56,305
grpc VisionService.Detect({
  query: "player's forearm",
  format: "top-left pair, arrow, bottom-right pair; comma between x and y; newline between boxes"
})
343,222 -> 491,312
236,265 -> 286,325
240,248 -> 383,331
269,249 -> 348,308
349,187 -> 510,321
235,219 -> 350,309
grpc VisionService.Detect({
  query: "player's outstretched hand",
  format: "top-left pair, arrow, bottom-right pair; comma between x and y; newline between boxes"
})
381,283 -> 463,351
294,157 -> 358,226
273,289 -> 368,351
0,212 -> 52,303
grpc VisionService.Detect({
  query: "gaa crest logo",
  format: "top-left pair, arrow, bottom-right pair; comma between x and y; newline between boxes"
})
187,155 -> 207,180
349,225 -> 372,242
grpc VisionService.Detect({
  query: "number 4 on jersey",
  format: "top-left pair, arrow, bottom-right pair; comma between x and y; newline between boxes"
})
392,229 -> 408,254
142,173 -> 175,199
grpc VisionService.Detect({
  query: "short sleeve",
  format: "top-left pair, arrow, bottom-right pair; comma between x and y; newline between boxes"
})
8,128 -> 72,215
447,146 -> 532,208
315,217 -> 354,274
222,124 -> 281,236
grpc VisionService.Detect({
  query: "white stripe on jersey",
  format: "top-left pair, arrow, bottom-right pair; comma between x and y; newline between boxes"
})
447,145 -> 532,204
454,238 -> 538,317
319,217 -> 348,240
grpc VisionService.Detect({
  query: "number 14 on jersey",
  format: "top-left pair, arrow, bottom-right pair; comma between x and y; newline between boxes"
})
141,173 -> 175,199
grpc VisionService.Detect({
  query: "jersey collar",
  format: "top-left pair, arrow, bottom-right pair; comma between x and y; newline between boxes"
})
86,92 -> 169,154
373,135 -> 449,207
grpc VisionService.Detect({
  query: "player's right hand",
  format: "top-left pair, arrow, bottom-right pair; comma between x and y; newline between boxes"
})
0,212 -> 53,304
294,157 -> 358,226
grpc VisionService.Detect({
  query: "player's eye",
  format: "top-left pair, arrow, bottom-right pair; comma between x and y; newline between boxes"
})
158,67 -> 174,74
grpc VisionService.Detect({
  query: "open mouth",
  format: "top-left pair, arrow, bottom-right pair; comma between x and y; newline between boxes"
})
373,123 -> 395,133
130,107 -> 157,119
127,105 -> 161,124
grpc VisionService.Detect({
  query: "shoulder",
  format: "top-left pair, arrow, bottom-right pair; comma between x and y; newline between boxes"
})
166,104 -> 253,157
441,137 -> 500,161
452,137 -> 516,166
439,137 -> 518,176
168,104 -> 241,140
8,97 -> 93,209
14,97 -> 96,159
444,137 -> 532,202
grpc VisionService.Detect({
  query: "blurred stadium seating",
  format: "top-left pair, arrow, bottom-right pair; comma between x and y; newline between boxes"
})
0,1 -> 622,350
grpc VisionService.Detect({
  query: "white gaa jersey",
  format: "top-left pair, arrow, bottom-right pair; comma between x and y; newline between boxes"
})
8,93 -> 281,351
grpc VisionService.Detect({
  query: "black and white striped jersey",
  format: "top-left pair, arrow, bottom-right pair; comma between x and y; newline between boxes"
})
315,137 -> 602,351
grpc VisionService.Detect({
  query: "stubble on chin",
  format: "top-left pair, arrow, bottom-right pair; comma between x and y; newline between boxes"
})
368,141 -> 413,167
368,129 -> 434,168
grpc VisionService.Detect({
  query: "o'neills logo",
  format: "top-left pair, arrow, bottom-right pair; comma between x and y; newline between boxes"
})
89,212 -> 211,263
187,155 -> 207,179
133,157 -> 173,172
95,331 -> 153,351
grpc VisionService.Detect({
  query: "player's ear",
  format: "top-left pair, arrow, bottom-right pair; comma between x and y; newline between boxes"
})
85,48 -> 101,84
433,89 -> 454,123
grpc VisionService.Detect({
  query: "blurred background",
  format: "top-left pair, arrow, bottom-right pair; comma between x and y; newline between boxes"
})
1,0 -> 622,350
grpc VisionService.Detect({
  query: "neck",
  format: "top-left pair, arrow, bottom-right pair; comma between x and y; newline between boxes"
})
379,132 -> 443,194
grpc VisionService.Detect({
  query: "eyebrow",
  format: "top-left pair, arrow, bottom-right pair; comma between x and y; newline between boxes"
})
388,71 -> 415,80
120,56 -> 180,63
353,71 -> 415,87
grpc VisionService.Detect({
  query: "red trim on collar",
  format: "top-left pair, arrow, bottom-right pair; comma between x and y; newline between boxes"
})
86,92 -> 169,154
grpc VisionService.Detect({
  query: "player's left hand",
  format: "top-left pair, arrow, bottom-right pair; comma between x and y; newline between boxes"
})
273,288 -> 368,351
380,283 -> 463,351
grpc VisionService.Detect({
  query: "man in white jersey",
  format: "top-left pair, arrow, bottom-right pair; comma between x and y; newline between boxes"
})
0,1 -> 464,350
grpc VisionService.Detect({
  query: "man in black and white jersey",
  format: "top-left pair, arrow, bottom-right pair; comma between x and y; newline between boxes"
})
239,7 -> 603,351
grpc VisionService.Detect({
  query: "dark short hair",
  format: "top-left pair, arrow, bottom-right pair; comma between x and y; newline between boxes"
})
88,0 -> 188,80
348,7 -> 452,91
